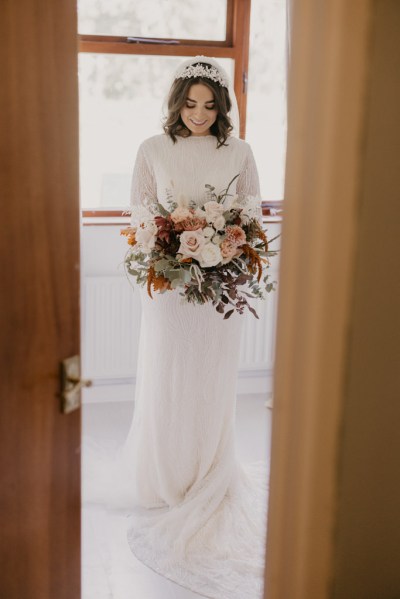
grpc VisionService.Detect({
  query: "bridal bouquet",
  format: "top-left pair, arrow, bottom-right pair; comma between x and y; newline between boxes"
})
121,175 -> 278,319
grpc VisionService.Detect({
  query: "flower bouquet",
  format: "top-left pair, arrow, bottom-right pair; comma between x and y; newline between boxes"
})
121,175 -> 278,319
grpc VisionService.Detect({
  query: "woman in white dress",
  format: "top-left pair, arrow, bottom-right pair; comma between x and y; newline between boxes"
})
121,56 -> 269,599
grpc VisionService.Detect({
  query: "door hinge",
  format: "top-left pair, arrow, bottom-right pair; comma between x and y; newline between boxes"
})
243,71 -> 248,94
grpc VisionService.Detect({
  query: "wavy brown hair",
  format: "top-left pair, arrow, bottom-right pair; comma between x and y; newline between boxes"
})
163,64 -> 233,148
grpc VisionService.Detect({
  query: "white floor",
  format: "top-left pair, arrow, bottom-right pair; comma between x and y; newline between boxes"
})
82,392 -> 272,599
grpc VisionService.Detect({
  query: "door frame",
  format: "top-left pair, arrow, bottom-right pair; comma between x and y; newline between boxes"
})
264,1 -> 373,597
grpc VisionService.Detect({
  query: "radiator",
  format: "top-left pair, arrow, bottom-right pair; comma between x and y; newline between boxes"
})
82,276 -> 277,383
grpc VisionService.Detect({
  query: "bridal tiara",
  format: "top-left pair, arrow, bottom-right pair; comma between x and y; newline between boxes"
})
175,63 -> 229,88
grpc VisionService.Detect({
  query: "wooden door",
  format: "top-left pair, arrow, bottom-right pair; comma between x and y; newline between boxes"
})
0,1 -> 81,597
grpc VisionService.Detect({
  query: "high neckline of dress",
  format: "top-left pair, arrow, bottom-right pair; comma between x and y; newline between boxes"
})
177,134 -> 216,140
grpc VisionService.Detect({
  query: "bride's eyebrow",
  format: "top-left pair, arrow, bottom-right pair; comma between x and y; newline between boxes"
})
186,97 -> 215,104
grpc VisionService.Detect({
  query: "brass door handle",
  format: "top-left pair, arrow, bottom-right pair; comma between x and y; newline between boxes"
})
60,355 -> 92,413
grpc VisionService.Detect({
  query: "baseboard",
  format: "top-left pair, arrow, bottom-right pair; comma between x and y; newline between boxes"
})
82,370 -> 274,404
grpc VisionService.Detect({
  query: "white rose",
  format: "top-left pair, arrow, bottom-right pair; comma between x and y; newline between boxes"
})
239,195 -> 262,224
203,226 -> 215,239
135,221 -> 158,253
231,194 -> 243,210
198,242 -> 222,268
203,200 -> 225,223
178,229 -> 206,258
194,207 -> 207,219
223,193 -> 238,211
130,205 -> 154,227
213,215 -> 226,231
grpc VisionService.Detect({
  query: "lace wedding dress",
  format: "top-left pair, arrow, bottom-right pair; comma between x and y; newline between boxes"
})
85,133 -> 270,599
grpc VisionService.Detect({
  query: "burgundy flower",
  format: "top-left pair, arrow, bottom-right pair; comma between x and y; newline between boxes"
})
155,215 -> 173,242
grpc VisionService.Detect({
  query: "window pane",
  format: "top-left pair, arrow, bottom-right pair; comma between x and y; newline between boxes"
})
78,0 -> 227,41
78,54 -> 234,209
247,0 -> 287,202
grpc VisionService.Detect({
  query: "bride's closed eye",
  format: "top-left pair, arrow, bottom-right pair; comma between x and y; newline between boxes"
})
185,102 -> 215,110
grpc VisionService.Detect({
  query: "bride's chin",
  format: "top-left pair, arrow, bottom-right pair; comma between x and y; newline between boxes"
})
188,126 -> 211,136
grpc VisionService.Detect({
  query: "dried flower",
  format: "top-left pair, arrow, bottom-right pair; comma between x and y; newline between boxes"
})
241,244 -> 263,282
120,227 -> 137,246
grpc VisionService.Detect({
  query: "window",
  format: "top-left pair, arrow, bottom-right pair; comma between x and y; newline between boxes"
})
247,0 -> 287,203
78,0 -> 286,216
78,0 -> 228,40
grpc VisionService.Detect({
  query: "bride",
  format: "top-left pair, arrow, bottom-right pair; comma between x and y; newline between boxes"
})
114,56 -> 268,599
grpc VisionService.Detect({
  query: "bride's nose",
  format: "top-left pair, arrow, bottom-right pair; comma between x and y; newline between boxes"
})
193,107 -> 206,119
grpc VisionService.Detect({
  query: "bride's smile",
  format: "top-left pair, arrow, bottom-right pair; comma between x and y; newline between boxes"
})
190,118 -> 207,126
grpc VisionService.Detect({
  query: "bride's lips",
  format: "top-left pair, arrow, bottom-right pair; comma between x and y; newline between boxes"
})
189,118 -> 207,126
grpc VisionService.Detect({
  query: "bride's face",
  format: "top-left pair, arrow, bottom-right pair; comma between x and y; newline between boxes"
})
180,83 -> 218,136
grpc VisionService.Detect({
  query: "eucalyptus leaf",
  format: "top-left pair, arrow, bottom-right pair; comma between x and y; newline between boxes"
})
154,259 -> 171,272
155,202 -> 170,217
166,270 -> 183,281
171,278 -> 184,289
181,269 -> 192,283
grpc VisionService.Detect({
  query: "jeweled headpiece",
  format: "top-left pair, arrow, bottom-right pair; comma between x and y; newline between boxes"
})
176,62 -> 228,88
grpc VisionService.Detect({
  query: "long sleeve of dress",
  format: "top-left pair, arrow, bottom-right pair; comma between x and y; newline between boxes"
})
236,144 -> 261,198
236,144 -> 263,225
130,143 -> 157,223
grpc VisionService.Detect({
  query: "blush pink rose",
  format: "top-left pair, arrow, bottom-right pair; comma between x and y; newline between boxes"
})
220,239 -> 238,260
170,207 -> 191,224
180,214 -> 207,231
178,229 -> 206,258
225,225 -> 246,247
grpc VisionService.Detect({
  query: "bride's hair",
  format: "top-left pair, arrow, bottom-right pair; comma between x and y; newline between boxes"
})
163,67 -> 233,148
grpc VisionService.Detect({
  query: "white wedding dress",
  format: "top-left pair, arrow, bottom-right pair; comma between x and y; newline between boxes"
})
85,133 -> 270,599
